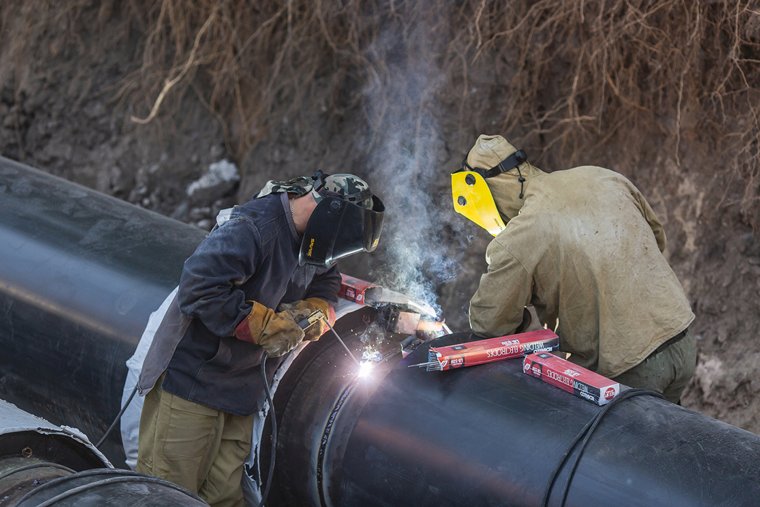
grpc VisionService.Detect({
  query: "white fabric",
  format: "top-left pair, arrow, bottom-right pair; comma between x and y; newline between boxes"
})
120,287 -> 178,470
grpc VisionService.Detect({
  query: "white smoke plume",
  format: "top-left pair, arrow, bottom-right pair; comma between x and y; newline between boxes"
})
362,14 -> 470,315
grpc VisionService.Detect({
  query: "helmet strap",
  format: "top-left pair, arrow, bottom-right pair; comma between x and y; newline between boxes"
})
515,165 -> 526,199
459,149 -> 528,199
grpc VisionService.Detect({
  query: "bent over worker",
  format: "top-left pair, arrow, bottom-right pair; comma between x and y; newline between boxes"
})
135,171 -> 384,506
451,134 -> 695,403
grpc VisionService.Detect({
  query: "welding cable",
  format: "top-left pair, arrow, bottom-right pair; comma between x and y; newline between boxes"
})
541,388 -> 664,507
258,352 -> 277,507
95,385 -> 138,449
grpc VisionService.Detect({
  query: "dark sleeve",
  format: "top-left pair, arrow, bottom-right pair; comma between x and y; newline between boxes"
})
177,216 -> 262,337
304,264 -> 341,303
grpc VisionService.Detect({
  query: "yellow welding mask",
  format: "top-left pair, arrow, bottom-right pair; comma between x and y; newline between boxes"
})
451,149 -> 528,236
451,171 -> 505,236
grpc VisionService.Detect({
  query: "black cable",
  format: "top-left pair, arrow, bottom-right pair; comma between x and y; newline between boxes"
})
541,388 -> 664,507
95,384 -> 137,449
541,412 -> 596,506
259,352 -> 277,507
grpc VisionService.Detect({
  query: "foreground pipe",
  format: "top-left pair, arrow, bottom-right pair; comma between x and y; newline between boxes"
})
266,331 -> 760,507
0,400 -> 207,506
0,157 -> 205,464
1,156 -> 760,506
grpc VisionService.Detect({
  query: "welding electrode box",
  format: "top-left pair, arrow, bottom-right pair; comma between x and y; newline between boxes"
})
425,329 -> 560,371
522,352 -> 620,406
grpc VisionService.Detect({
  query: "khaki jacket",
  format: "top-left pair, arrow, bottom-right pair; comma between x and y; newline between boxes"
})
469,165 -> 694,378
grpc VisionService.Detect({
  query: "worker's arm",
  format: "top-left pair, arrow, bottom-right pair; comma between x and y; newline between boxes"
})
304,264 -> 341,304
177,215 -> 263,338
469,237 -> 533,337
279,265 -> 341,340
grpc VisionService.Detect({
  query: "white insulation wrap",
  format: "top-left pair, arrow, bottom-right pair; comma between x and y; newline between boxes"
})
0,399 -> 111,468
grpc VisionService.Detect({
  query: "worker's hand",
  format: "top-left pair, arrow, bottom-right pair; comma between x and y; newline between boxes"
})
278,297 -> 335,341
234,301 -> 305,357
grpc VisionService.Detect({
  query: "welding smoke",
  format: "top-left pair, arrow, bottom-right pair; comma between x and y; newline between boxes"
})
360,8 -> 470,316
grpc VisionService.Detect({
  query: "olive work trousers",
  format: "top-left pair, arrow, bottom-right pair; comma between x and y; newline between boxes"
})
136,376 -> 253,507
612,329 -> 697,404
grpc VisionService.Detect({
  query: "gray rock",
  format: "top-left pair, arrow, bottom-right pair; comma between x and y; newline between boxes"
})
186,159 -> 240,204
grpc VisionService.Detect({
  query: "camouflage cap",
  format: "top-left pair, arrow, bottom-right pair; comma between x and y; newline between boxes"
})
257,172 -> 374,209
256,175 -> 314,198
318,173 -> 373,209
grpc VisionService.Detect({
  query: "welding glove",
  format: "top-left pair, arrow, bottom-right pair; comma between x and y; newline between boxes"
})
278,297 -> 335,341
234,301 -> 305,357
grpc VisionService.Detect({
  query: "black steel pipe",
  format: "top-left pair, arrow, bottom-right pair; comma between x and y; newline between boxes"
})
12,468 -> 208,506
269,332 -> 760,507
0,399 -> 207,506
0,157 -> 205,464
2,157 -> 760,506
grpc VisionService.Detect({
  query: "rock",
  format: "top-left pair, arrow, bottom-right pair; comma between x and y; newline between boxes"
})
739,232 -> 759,257
2,114 -> 15,129
196,218 -> 214,231
171,202 -> 190,221
83,101 -> 106,119
695,355 -> 723,399
0,84 -> 13,105
188,206 -> 211,221
186,159 -> 240,205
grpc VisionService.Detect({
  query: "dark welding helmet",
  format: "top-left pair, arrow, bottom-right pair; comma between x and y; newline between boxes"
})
299,172 -> 384,267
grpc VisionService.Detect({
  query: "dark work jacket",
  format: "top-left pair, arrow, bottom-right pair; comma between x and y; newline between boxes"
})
137,193 -> 340,416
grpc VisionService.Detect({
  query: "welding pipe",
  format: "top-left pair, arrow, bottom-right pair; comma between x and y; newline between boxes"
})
266,331 -> 760,507
0,400 -> 207,506
0,157 -> 205,466
3,157 -> 760,507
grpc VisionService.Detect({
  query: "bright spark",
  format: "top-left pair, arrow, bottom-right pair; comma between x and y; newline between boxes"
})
357,360 -> 375,379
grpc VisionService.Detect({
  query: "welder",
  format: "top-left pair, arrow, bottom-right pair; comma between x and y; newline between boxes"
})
451,134 -> 695,403
134,171 -> 384,507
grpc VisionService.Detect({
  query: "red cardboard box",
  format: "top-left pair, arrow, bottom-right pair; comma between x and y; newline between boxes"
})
522,352 -> 620,405
426,329 -> 559,371
339,274 -> 375,304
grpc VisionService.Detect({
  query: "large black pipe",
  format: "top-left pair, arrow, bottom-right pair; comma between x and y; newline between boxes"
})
0,400 -> 207,506
1,157 -> 760,506
0,157 -> 205,464
268,330 -> 760,507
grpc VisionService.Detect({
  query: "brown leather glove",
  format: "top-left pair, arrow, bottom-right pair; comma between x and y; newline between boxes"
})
234,301 -> 305,357
278,297 -> 335,341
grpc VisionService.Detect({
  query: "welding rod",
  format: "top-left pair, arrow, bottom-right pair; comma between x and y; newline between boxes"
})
407,361 -> 440,369
323,318 -> 361,366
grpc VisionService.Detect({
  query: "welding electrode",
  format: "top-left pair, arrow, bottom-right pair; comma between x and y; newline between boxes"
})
299,310 -> 360,366
323,317 -> 361,366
